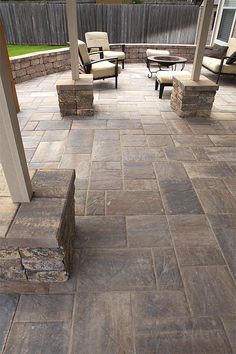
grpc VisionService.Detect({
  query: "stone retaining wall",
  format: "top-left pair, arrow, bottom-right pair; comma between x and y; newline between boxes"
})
0,169 -> 75,285
10,44 -> 199,83
11,48 -> 71,84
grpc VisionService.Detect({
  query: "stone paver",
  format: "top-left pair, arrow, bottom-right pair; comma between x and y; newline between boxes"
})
1,64 -> 236,353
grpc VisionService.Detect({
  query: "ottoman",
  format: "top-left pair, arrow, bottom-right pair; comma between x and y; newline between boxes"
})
155,70 -> 191,98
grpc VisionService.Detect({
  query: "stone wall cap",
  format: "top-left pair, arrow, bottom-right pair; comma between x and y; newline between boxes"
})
32,169 -> 75,199
173,75 -> 219,90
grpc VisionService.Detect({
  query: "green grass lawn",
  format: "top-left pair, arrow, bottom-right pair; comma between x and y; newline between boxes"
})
8,44 -> 67,57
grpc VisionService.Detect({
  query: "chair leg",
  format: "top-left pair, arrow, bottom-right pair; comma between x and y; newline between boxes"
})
155,80 -> 159,91
122,59 -> 124,69
216,72 -> 220,84
115,75 -> 118,89
159,84 -> 164,99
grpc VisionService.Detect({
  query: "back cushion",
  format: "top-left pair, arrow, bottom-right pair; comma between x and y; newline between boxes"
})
78,40 -> 90,65
85,32 -> 110,51
205,43 -> 228,59
227,38 -> 236,57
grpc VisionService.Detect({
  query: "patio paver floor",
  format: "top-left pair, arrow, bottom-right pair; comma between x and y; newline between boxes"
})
1,64 -> 236,353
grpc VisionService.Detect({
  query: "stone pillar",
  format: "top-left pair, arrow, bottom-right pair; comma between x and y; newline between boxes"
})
0,169 -> 75,284
56,74 -> 94,117
171,75 -> 219,118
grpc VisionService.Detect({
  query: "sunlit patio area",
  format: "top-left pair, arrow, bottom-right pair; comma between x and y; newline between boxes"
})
0,62 -> 236,353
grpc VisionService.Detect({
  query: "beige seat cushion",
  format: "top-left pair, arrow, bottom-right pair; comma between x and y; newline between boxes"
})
156,70 -> 191,84
146,49 -> 170,57
104,51 -> 125,60
203,56 -> 236,74
92,60 -> 122,79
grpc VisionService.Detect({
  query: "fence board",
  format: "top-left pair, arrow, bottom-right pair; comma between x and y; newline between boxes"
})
0,2 -> 199,45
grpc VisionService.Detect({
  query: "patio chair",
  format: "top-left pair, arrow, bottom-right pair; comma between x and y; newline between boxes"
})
202,37 -> 236,83
77,40 -> 121,89
155,70 -> 191,98
85,32 -> 125,69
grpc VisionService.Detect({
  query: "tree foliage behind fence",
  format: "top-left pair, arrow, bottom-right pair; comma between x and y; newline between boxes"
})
0,2 -> 199,45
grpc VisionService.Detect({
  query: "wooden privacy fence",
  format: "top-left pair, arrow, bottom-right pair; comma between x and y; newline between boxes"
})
0,3 -> 199,45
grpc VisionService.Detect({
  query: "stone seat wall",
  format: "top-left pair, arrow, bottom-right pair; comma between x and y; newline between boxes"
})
10,44 -> 203,84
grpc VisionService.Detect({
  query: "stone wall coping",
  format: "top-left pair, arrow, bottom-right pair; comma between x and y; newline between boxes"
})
173,75 -> 219,91
56,75 -> 93,91
10,47 -> 70,62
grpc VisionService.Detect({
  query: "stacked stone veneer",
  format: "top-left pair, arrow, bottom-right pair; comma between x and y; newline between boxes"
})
10,44 -> 202,84
171,75 -> 219,118
0,169 -> 75,283
56,75 -> 94,117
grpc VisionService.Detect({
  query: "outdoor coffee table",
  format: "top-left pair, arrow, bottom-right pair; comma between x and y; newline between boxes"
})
146,55 -> 187,78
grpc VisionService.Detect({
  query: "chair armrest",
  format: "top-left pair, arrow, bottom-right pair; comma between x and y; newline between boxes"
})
91,57 -> 118,65
89,50 -> 104,59
110,43 -> 125,53
87,46 -> 103,53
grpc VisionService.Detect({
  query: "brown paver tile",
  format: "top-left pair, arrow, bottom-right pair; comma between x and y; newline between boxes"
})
134,316 -> 232,354
132,291 -> 189,326
0,295 -> 18,352
90,165 -> 122,190
59,154 -> 90,179
175,246 -> 225,266
172,134 -> 213,147
71,292 -> 134,354
86,191 -> 105,216
221,317 -> 236,354
75,190 -> 87,216
213,228 -> 236,282
205,147 -> 236,161
153,248 -> 183,290
92,141 -> 121,162
209,135 -> 236,146
94,129 -> 119,140
154,162 -> 203,215
42,130 -> 69,142
192,178 -> 236,214
122,146 -> 166,162
106,191 -> 164,215
36,120 -> 71,130
0,198 -> 19,237
126,215 -> 171,247
182,266 -> 236,315
14,294 -> 73,322
66,129 -> 94,154
123,161 -> 155,179
76,249 -> 155,290
121,134 -> 147,147
31,141 -> 64,162
3,322 -> 70,354
184,161 -> 234,178
75,216 -> 126,248
124,179 -> 158,191
143,123 -> 169,135
107,119 -> 142,130
224,177 -> 236,197
165,146 -> 196,161
147,134 -> 174,147
168,215 -> 216,247
165,119 -> 192,134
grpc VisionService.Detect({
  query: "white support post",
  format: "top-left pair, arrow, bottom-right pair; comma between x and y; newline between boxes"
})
0,38 -> 32,203
191,0 -> 214,82
66,0 -> 80,81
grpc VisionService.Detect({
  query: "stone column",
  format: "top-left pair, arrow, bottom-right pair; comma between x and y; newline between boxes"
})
171,75 -> 219,118
56,74 -> 94,117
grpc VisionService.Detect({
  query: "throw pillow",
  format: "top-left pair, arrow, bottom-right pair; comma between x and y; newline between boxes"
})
226,51 -> 236,64
205,44 -> 228,59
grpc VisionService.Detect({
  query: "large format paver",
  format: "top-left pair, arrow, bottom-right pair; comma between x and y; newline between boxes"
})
1,64 -> 236,353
